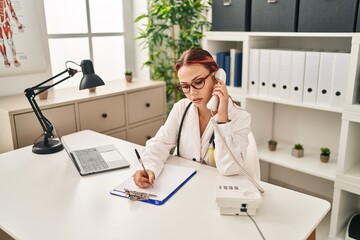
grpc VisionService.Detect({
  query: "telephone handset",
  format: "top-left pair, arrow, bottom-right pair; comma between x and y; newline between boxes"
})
206,68 -> 226,111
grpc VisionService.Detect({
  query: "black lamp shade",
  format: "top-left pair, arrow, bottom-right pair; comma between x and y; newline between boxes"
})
79,60 -> 105,90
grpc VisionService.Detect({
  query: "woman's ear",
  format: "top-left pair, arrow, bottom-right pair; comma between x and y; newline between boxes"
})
212,73 -> 217,83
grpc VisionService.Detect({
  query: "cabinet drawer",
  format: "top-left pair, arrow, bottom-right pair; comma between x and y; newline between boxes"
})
105,129 -> 127,140
128,119 -> 164,146
127,87 -> 165,124
79,95 -> 126,132
14,104 -> 77,148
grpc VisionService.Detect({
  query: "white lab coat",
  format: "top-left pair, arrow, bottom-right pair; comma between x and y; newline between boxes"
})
141,98 -> 251,178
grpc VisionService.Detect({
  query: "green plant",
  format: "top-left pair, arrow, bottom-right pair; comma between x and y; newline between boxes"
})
294,144 -> 303,150
135,0 -> 212,107
320,147 -> 331,156
268,139 -> 277,145
125,71 -> 132,76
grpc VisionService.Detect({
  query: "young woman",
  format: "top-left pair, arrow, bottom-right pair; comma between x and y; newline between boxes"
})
133,48 -> 251,188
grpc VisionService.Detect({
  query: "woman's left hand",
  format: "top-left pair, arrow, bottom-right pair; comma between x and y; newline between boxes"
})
212,78 -> 229,122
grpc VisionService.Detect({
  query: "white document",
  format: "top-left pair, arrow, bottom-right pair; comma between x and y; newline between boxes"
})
278,50 -> 292,100
303,51 -> 320,105
290,51 -> 306,103
268,49 -> 281,99
248,49 -> 260,96
111,164 -> 196,205
331,53 -> 350,108
230,48 -> 241,87
258,49 -> 270,97
317,52 -> 335,106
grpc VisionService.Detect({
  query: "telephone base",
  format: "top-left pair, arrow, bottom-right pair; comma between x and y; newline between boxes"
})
215,175 -> 262,216
219,206 -> 258,216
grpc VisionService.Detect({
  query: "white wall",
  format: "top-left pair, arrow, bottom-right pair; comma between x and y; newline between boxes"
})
132,0 -> 150,81
0,0 -> 150,97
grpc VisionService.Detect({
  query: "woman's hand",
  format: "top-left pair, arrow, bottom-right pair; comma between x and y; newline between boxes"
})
212,78 -> 229,122
133,169 -> 155,188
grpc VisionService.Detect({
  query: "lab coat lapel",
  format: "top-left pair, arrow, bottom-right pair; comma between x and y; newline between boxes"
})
182,104 -> 201,161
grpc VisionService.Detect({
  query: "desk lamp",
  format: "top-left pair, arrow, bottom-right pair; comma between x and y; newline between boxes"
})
24,59 -> 105,154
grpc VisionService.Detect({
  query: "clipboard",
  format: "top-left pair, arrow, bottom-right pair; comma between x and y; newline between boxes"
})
110,164 -> 197,205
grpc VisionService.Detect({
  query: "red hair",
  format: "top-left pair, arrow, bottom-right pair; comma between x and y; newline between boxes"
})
175,48 -> 219,73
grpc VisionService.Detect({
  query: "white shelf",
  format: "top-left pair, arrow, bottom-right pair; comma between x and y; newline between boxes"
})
258,141 -> 337,181
204,31 -> 249,41
205,31 -> 357,40
336,162 -> 360,195
247,95 -> 343,113
204,31 -> 360,239
343,109 -> 360,123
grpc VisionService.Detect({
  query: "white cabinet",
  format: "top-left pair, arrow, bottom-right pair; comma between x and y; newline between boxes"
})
78,95 -> 126,132
14,104 -> 77,148
203,31 -> 360,239
0,80 -> 166,153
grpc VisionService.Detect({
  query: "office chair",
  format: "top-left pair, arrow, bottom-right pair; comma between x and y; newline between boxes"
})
243,131 -> 261,181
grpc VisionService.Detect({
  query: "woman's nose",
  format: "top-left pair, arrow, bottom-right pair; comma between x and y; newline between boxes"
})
189,86 -> 198,94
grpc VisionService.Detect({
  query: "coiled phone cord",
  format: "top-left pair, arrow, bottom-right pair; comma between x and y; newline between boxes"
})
210,116 -> 265,194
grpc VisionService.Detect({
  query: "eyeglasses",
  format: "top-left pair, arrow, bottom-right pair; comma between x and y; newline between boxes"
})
176,72 -> 212,94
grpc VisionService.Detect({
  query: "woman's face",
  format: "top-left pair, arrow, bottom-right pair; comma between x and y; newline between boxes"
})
177,64 -> 216,108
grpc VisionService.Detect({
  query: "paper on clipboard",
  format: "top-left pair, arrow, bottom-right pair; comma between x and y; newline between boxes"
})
110,164 -> 196,205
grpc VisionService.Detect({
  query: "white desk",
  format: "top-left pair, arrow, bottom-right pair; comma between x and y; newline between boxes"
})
0,130 -> 330,240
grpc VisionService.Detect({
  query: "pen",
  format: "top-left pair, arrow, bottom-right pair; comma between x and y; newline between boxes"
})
134,149 -> 154,189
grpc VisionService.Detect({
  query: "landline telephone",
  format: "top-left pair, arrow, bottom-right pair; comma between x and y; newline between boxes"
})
206,68 -> 226,111
209,69 -> 263,216
215,175 -> 262,216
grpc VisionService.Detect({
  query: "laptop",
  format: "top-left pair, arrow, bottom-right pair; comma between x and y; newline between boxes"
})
62,139 -> 130,176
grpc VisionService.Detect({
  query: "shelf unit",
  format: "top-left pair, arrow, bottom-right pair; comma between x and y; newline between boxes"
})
203,31 -> 360,239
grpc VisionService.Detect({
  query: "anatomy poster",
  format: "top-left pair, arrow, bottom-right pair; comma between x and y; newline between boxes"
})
0,0 -> 47,76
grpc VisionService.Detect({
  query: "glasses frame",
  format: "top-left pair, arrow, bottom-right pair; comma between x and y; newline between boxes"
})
176,72 -> 213,94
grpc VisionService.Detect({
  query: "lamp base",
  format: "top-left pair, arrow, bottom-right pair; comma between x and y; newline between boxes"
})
32,139 -> 64,154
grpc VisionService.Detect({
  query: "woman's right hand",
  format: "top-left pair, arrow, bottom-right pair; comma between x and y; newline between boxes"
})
133,169 -> 155,188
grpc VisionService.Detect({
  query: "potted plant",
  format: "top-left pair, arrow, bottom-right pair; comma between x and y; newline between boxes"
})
36,86 -> 49,100
135,0 -> 211,109
320,147 -> 331,163
268,139 -> 278,151
125,71 -> 132,83
292,143 -> 304,158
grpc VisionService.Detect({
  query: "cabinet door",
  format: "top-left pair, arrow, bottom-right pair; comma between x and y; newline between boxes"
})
128,119 -> 164,146
78,95 -> 126,132
14,104 -> 77,148
127,87 -> 165,124
106,129 -> 127,140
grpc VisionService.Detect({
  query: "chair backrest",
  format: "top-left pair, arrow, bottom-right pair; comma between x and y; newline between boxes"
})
243,131 -> 260,181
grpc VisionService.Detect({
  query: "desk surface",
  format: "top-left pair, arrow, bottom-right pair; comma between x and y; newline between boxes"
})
0,130 -> 330,240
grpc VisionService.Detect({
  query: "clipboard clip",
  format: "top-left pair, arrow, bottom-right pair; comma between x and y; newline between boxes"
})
124,188 -> 157,202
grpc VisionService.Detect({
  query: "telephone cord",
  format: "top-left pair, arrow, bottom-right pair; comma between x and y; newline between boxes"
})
210,116 -> 265,193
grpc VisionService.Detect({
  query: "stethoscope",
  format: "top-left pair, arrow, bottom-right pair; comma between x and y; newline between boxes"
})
176,102 -> 215,163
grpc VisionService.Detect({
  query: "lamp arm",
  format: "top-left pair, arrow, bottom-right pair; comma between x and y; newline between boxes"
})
33,68 -> 78,96
23,68 -> 78,141
24,89 -> 54,141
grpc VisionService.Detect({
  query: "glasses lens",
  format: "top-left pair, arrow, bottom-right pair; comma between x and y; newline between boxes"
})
177,72 -> 211,93
176,84 -> 189,93
182,85 -> 191,93
192,78 -> 206,90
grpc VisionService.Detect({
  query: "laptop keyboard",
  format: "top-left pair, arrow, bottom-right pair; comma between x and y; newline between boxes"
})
74,148 -> 109,172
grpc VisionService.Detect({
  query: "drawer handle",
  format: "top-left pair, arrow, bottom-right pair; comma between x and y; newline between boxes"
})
223,0 -> 231,6
102,113 -> 108,118
145,102 -> 151,107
